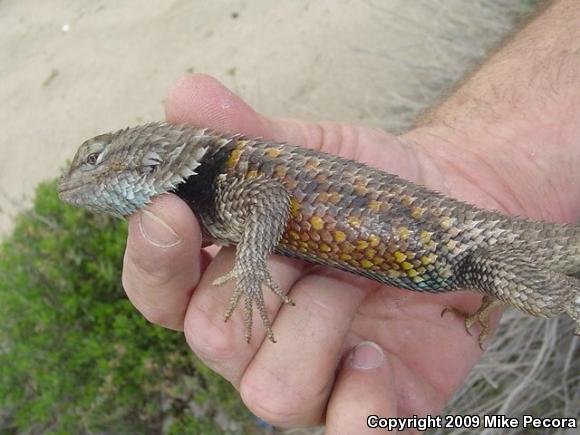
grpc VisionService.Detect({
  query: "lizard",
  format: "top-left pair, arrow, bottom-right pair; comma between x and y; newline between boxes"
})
58,121 -> 580,347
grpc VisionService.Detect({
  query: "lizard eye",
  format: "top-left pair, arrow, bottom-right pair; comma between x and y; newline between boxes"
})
86,152 -> 101,165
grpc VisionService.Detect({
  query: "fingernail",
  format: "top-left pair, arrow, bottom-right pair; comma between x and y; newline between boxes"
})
138,209 -> 182,248
350,341 -> 385,370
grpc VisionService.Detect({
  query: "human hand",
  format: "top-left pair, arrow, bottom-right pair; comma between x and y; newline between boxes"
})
122,0 -> 580,428
122,74 -> 505,431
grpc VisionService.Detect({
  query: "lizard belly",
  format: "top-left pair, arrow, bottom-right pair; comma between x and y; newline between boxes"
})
275,196 -> 461,292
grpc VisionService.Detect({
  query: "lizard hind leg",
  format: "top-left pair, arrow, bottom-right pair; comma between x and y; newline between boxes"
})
452,247 -> 580,344
547,278 -> 580,335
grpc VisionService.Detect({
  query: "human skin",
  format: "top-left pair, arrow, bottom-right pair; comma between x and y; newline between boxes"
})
121,0 -> 580,431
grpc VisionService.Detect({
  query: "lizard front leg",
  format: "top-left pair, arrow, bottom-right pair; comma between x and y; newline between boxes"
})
210,175 -> 294,343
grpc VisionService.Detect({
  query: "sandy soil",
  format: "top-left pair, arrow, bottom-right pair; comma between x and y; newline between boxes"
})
0,0 -> 523,236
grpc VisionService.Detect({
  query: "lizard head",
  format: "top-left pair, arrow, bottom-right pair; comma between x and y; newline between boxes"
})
58,122 -> 208,217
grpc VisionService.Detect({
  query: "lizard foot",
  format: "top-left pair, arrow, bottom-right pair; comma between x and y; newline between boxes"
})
441,296 -> 501,350
213,267 -> 294,343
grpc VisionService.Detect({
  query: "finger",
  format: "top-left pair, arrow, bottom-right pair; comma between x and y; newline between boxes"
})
165,75 -> 418,182
165,74 -> 269,137
326,341 -> 397,434
122,193 -> 205,330
183,247 -> 306,384
165,74 -> 326,147
237,269 -> 372,427
164,73 -> 360,147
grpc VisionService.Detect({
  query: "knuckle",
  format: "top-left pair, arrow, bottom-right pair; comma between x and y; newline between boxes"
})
123,243 -> 193,290
240,378 -> 315,427
122,254 -> 167,295
183,312 -> 250,385
121,259 -> 188,330
183,309 -> 235,360
139,304 -> 180,329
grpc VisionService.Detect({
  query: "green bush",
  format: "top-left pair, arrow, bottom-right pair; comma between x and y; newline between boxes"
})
0,180 -> 260,434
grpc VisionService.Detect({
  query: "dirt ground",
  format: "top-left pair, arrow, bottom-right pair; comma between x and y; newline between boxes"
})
0,0 -> 525,236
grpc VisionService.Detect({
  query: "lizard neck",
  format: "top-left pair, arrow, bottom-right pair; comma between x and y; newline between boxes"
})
173,135 -> 237,215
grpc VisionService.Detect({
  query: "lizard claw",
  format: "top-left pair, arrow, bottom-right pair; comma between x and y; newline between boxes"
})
213,266 -> 291,343
441,307 -> 474,336
441,296 -> 500,350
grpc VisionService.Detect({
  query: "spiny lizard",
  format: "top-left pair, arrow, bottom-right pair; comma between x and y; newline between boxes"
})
58,122 -> 580,346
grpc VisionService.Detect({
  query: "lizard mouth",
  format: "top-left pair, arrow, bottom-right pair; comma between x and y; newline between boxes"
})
57,179 -> 84,202
57,183 -> 74,193
58,180 -> 75,192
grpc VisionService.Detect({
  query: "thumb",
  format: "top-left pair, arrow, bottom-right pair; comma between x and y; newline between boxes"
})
326,341 -> 397,434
